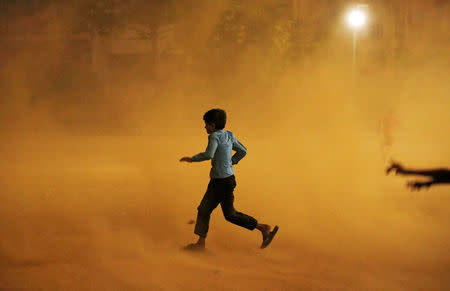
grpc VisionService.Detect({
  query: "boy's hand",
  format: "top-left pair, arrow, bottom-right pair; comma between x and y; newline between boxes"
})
407,180 -> 432,191
180,157 -> 193,163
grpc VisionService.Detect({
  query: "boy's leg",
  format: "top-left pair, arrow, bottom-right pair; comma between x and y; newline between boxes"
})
194,180 -> 221,239
216,176 -> 278,248
219,176 -> 258,230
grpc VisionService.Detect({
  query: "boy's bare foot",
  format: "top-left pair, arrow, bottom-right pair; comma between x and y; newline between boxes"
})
183,236 -> 205,251
256,223 -> 279,249
256,224 -> 271,240
261,225 -> 279,249
183,243 -> 205,251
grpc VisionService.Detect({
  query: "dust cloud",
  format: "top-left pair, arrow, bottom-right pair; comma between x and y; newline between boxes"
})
0,1 -> 449,290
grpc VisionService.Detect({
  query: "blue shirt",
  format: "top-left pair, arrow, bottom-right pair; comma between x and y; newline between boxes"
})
191,130 -> 247,179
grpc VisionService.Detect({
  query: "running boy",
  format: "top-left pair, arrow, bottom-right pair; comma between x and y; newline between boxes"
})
180,109 -> 278,250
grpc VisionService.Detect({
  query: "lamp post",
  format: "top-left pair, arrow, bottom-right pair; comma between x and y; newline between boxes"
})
346,7 -> 367,73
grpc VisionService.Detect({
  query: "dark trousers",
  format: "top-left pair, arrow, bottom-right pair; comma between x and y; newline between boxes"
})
194,175 -> 258,238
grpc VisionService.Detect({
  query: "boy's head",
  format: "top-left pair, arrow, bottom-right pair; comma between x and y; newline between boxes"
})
203,109 -> 226,133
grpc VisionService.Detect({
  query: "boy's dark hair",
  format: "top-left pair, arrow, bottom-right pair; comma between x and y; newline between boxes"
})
203,109 -> 226,130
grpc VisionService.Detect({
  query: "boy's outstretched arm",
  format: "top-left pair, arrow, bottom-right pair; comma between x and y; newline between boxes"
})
387,161 -> 450,191
387,161 -> 450,179
231,137 -> 247,165
407,174 -> 450,190
180,134 -> 218,163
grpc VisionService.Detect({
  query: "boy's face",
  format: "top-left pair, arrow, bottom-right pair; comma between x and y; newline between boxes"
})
204,122 -> 215,134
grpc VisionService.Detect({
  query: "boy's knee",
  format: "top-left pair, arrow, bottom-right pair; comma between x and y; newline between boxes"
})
223,209 -> 237,222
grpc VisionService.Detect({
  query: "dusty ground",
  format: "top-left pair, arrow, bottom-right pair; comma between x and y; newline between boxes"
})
0,132 -> 449,291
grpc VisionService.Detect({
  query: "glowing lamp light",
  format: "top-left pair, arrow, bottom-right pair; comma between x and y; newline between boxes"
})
347,9 -> 367,29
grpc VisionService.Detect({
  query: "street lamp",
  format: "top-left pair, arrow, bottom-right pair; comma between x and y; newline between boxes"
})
347,9 -> 367,29
346,6 -> 368,70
